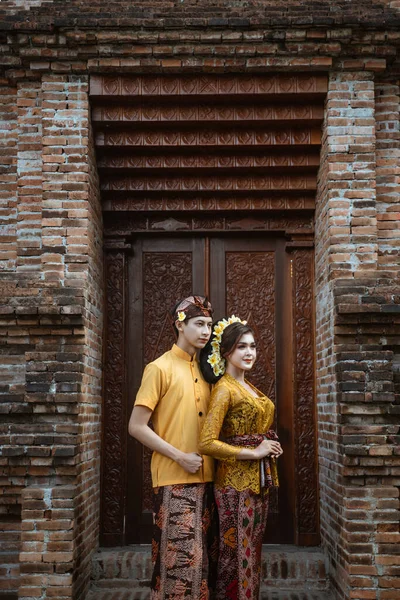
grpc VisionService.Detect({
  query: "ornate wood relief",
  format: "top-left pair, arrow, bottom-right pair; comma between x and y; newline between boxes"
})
141,251 -> 193,511
98,128 -> 321,148
98,153 -> 320,170
143,252 -> 193,364
92,74 -> 325,214
102,175 -> 316,192
292,248 -> 319,540
103,196 -> 316,212
225,252 -> 276,400
101,250 -> 126,543
91,74 -> 328,97
93,104 -> 324,124
225,250 -> 279,524
95,73 -> 322,546
104,214 -> 314,237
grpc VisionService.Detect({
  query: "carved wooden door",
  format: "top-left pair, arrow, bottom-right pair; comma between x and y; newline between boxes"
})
118,234 -> 318,546
209,237 -> 294,544
126,237 -> 207,543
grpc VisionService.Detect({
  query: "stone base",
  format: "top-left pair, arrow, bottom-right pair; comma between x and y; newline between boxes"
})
87,592 -> 334,600
87,545 -> 334,599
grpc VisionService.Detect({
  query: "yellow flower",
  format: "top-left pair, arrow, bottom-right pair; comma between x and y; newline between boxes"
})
214,321 -> 227,336
211,340 -> 220,352
207,353 -> 219,367
177,311 -> 186,322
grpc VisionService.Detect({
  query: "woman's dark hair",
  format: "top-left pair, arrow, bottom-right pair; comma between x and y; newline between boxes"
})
200,320 -> 254,384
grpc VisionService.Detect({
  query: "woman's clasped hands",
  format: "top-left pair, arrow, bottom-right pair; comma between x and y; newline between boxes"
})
254,439 -> 283,459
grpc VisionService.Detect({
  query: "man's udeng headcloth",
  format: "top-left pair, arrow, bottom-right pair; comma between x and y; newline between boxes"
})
174,295 -> 213,322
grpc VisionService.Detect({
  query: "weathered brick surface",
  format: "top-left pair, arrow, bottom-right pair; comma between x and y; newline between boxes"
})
316,70 -> 400,600
1,0 -> 400,30
0,65 -> 103,599
0,1 -> 399,600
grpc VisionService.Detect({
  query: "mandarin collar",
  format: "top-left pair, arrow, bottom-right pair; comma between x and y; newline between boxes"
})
172,344 -> 196,363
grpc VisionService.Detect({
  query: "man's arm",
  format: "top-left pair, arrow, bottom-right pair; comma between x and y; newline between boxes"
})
128,405 -> 203,474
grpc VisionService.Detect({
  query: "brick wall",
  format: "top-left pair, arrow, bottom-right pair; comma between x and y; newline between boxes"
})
315,70 -> 400,600
0,2 -> 399,599
0,70 -> 102,600
74,120 -> 103,600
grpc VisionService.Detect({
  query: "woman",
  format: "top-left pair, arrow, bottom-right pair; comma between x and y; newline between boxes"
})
199,316 -> 283,600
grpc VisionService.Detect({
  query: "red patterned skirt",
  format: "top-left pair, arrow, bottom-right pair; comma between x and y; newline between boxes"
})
151,483 -> 218,600
214,433 -> 277,600
215,486 -> 268,600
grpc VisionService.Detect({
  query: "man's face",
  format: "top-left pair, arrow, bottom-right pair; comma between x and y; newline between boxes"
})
177,316 -> 213,349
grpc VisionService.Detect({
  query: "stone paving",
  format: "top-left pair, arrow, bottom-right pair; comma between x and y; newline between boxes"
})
86,590 -> 335,600
86,545 -> 335,600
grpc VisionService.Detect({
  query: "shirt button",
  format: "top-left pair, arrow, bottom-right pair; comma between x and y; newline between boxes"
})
199,411 -> 203,417
197,397 -> 200,402
194,378 -> 198,383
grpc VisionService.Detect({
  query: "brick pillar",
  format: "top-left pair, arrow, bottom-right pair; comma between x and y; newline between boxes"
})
373,78 -> 400,599
19,486 -> 75,600
375,79 -> 400,273
317,70 -> 400,600
17,79 -> 43,275
316,70 -> 379,600
0,77 -> 17,271
0,71 -> 103,600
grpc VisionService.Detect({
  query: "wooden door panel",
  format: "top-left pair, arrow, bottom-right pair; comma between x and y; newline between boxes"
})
210,237 -> 294,543
126,237 -> 206,543
113,234 -> 318,546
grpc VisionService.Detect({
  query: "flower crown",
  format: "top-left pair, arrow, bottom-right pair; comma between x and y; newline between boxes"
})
207,315 -> 247,377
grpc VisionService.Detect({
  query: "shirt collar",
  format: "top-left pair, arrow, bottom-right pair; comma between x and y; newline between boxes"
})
172,344 -> 196,363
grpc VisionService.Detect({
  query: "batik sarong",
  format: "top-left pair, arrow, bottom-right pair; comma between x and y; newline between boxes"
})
151,483 -> 218,600
214,432 -> 276,600
215,486 -> 269,600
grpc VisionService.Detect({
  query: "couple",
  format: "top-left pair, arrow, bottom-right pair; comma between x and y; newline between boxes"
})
128,295 -> 283,600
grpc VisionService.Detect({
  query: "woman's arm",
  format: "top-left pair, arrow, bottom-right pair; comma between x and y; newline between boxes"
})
129,405 -> 203,473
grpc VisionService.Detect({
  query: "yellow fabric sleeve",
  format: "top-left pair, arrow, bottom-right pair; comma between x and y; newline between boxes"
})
134,362 -> 164,411
199,383 -> 246,460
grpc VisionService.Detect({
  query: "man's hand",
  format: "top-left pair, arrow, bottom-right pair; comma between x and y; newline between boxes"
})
177,452 -> 203,473
129,406 -> 204,472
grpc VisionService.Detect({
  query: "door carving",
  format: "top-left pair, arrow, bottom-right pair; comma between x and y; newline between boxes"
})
100,234 -> 318,546
95,73 -> 323,548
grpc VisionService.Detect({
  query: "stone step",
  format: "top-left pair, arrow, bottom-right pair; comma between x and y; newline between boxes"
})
91,545 -> 330,586
87,590 -> 335,600
89,545 -> 333,598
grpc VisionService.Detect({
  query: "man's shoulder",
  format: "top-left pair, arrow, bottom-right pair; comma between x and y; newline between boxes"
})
147,349 -> 174,370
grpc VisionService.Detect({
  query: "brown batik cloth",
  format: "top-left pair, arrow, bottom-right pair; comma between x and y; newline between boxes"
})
215,486 -> 269,600
151,483 -> 218,600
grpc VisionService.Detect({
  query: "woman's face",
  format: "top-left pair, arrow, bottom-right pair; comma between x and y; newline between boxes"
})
226,332 -> 256,372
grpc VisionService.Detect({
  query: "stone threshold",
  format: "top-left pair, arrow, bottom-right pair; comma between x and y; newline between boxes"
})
87,544 -> 334,599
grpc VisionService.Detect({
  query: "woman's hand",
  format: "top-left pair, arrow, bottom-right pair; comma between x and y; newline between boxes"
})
177,452 -> 203,473
254,439 -> 283,459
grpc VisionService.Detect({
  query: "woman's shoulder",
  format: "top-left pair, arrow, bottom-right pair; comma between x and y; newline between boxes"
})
214,374 -> 233,388
212,375 -> 234,396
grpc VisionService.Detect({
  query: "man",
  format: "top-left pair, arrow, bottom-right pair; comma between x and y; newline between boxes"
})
128,296 -> 217,600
